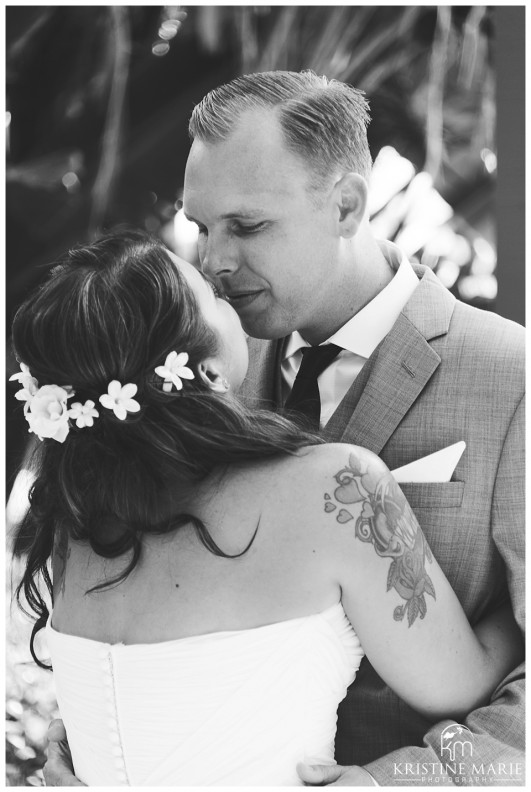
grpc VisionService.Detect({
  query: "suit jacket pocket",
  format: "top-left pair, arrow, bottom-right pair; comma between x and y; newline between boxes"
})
399,481 -> 465,510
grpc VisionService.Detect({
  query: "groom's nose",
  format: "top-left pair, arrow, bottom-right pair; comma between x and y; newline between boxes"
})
201,233 -> 240,279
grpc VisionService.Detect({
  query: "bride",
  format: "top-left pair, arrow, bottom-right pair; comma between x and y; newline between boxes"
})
12,230 -> 521,786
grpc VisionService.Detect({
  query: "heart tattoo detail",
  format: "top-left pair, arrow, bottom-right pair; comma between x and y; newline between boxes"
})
337,509 -> 354,523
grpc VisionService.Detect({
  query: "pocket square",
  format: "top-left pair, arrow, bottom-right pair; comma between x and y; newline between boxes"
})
391,441 -> 466,483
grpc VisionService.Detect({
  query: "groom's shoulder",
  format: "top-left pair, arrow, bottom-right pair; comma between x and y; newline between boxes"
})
412,264 -> 524,360
449,298 -> 525,369
410,269 -> 524,393
401,274 -> 524,403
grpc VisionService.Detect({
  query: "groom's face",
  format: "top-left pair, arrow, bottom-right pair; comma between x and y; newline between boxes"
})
183,110 -> 343,343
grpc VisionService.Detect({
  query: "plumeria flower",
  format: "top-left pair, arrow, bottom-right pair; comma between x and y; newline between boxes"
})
9,363 -> 39,411
155,351 -> 194,393
68,400 -> 100,428
9,362 -> 34,384
99,381 -> 141,420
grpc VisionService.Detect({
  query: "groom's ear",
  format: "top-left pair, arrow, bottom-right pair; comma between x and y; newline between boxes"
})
334,173 -> 368,238
197,359 -> 230,393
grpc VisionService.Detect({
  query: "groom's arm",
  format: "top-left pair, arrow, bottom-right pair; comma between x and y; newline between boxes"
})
302,662 -> 524,786
303,396 -> 525,787
361,672 -> 525,786
366,396 -> 525,786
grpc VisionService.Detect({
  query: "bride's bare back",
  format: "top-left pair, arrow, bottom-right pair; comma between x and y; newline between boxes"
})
51,445 -> 340,645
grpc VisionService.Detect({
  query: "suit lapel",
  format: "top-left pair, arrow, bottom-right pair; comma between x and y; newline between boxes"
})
324,318 -> 441,453
323,266 -> 456,455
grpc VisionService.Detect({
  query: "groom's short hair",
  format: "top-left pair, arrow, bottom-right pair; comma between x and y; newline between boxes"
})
188,70 -> 372,190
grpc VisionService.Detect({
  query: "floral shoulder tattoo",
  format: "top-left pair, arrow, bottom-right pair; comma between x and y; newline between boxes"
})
324,450 -> 436,626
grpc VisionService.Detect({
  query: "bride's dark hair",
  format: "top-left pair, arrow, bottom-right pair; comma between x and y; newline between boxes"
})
12,229 -> 318,666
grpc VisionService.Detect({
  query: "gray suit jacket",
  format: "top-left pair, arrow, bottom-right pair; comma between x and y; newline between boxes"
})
239,265 -> 525,784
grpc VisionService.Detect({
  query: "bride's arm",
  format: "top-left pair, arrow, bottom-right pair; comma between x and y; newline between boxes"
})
320,444 -> 523,721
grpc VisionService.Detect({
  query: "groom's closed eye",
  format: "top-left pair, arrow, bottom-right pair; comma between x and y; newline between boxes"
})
230,221 -> 268,236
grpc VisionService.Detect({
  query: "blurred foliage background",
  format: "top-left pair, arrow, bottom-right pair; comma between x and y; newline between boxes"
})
5,6 -> 524,785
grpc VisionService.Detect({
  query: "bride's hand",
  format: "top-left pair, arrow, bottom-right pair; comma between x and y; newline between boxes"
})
43,719 -> 86,786
297,761 -> 377,786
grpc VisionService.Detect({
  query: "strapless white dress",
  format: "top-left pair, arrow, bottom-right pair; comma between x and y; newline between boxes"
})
46,602 -> 363,785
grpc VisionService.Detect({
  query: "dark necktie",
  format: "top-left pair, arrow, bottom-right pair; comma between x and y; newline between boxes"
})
284,344 -> 342,430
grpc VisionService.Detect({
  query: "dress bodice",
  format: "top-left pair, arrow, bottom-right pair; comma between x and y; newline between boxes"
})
46,602 -> 363,786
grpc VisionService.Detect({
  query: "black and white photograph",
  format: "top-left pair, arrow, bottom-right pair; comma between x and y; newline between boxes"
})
6,5 -> 525,787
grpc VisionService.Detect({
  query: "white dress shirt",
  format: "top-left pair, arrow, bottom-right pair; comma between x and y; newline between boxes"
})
281,242 -> 419,429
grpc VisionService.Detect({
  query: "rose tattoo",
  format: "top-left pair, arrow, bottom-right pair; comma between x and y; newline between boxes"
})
324,452 -> 435,626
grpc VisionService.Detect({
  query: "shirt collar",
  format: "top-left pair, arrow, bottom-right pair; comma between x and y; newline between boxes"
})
284,241 -> 419,361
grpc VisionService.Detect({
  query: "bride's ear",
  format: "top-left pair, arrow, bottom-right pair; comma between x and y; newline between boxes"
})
197,359 -> 230,393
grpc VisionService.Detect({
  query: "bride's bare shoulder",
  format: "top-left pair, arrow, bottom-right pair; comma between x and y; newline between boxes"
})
275,443 -> 388,483
255,443 -> 390,527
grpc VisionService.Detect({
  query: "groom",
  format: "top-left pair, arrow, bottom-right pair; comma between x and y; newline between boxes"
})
45,71 -> 524,785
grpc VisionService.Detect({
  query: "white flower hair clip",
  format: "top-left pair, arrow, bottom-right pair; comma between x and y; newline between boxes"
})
11,349 -> 193,442
154,351 -> 194,392
10,364 -> 75,443
99,381 -> 141,420
10,363 -> 140,441
69,400 -> 99,428
9,363 -> 39,411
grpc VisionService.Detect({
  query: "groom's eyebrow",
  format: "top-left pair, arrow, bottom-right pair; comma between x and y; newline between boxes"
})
183,209 -> 266,223
219,209 -> 265,220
